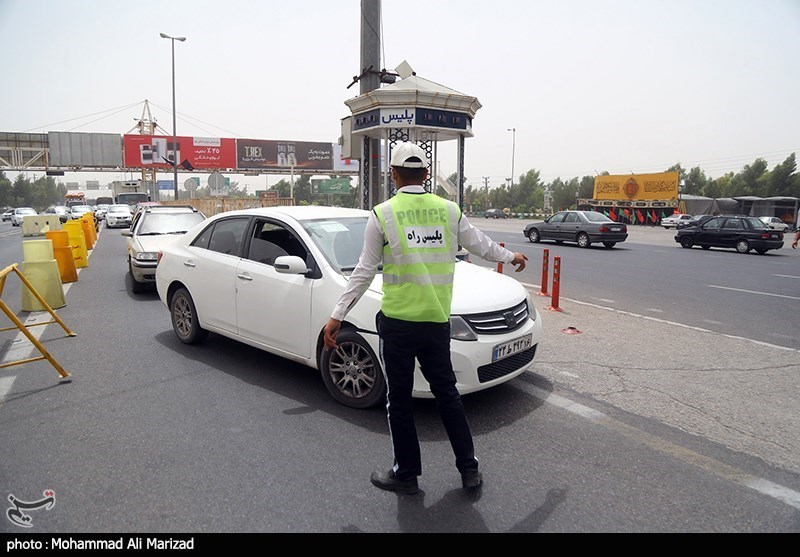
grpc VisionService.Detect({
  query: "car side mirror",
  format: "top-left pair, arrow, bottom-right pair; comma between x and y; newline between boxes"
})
120,230 -> 131,237
273,255 -> 308,275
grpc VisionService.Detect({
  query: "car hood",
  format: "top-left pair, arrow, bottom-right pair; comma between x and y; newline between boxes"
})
358,261 -> 527,315
136,234 -> 186,252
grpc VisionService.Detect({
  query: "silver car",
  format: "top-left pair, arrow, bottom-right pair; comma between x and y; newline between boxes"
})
523,210 -> 629,248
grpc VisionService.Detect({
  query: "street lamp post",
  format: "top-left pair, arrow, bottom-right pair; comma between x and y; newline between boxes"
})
160,32 -> 186,201
507,128 -> 516,186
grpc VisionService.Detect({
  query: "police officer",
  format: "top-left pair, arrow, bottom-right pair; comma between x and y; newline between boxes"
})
323,142 -> 528,494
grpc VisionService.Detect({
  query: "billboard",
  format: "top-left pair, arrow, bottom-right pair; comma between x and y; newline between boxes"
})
123,134 -> 237,170
49,132 -> 123,168
593,172 -> 679,201
237,139 -> 333,171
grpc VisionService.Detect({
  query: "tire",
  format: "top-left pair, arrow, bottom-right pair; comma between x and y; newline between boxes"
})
169,287 -> 208,344
577,232 -> 591,248
680,236 -> 694,249
602,241 -> 616,248
527,228 -> 540,243
129,258 -> 147,294
320,329 -> 385,409
735,239 -> 750,254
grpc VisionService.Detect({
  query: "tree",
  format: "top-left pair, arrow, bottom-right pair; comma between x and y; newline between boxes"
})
684,167 -> 709,196
768,153 -> 797,197
0,171 -> 14,208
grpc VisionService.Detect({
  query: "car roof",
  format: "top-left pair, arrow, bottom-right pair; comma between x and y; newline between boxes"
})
141,205 -> 198,213
208,205 -> 370,223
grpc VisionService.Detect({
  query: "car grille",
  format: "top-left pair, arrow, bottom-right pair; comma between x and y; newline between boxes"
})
462,300 -> 529,335
477,346 -> 537,383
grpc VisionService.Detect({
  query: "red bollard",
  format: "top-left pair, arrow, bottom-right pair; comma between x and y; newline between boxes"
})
496,242 -> 505,273
546,256 -> 563,312
538,248 -> 550,297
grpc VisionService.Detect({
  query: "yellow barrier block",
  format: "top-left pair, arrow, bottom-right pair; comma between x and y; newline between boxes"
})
63,222 -> 88,268
21,260 -> 65,311
45,231 -> 78,283
80,219 -> 94,250
81,215 -> 97,246
23,239 -> 55,262
45,230 -> 70,249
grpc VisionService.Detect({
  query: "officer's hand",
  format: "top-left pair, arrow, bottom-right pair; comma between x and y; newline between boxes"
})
510,252 -> 528,272
323,318 -> 341,351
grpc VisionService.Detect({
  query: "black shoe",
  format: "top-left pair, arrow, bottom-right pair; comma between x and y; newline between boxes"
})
370,469 -> 419,494
461,469 -> 483,489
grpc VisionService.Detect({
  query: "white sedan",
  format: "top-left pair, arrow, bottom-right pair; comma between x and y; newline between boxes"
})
661,213 -> 694,229
10,207 -> 37,226
156,206 -> 542,409
758,216 -> 789,233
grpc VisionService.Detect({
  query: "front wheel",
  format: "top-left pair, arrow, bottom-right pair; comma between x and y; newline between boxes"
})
602,241 -> 616,248
577,232 -> 591,248
736,239 -> 751,254
320,330 -> 385,409
169,287 -> 208,344
527,228 -> 540,243
680,236 -> 694,249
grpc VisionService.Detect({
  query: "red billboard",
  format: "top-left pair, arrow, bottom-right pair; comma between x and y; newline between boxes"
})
123,134 -> 237,170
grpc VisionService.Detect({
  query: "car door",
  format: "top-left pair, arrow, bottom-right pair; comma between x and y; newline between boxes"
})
183,217 -> 250,334
541,212 -> 566,241
718,217 -> 744,248
234,218 -> 315,358
560,212 -> 581,241
696,216 -> 724,246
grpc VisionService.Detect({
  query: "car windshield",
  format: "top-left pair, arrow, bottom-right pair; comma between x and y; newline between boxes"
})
71,205 -> 92,212
138,212 -> 205,235
301,216 -> 372,274
17,208 -> 36,214
108,205 -> 131,215
583,211 -> 612,222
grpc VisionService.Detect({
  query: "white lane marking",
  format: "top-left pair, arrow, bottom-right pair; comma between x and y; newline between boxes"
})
773,274 -> 800,280
520,381 -> 800,510
0,376 -> 15,405
646,308 -> 664,313
558,297 -> 799,353
707,284 -> 800,301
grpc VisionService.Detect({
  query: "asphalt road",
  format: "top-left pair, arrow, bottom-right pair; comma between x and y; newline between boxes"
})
0,217 -> 798,533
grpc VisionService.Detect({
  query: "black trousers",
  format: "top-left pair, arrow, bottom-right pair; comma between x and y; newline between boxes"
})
377,312 -> 479,480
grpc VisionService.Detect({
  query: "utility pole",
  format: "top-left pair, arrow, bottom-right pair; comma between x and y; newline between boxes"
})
483,176 -> 490,209
361,0 -> 382,209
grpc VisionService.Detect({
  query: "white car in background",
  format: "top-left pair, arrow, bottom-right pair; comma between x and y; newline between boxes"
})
758,216 -> 789,233
155,206 -> 542,409
661,213 -> 694,229
122,205 -> 206,293
10,207 -> 37,226
105,204 -> 134,228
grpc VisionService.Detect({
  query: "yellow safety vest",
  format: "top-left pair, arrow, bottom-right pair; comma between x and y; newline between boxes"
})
375,191 -> 461,323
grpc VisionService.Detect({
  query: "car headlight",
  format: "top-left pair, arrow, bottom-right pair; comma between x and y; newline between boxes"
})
449,316 -> 478,341
526,290 -> 536,321
135,252 -> 159,262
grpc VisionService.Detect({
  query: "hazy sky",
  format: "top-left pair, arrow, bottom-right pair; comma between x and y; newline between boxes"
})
1,0 -> 798,193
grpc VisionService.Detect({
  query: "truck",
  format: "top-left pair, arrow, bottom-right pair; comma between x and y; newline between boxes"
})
111,180 -> 151,209
64,191 -> 86,208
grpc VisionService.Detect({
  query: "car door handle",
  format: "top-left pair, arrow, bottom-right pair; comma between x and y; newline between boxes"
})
237,273 -> 253,281
183,260 -> 196,268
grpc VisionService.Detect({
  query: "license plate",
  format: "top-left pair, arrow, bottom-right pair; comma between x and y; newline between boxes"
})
492,334 -> 532,362
610,226 -> 622,232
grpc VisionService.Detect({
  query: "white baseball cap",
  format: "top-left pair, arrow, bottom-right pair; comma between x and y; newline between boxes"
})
390,142 -> 427,168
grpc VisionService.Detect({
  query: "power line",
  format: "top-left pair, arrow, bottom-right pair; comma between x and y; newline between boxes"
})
22,101 -> 143,132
